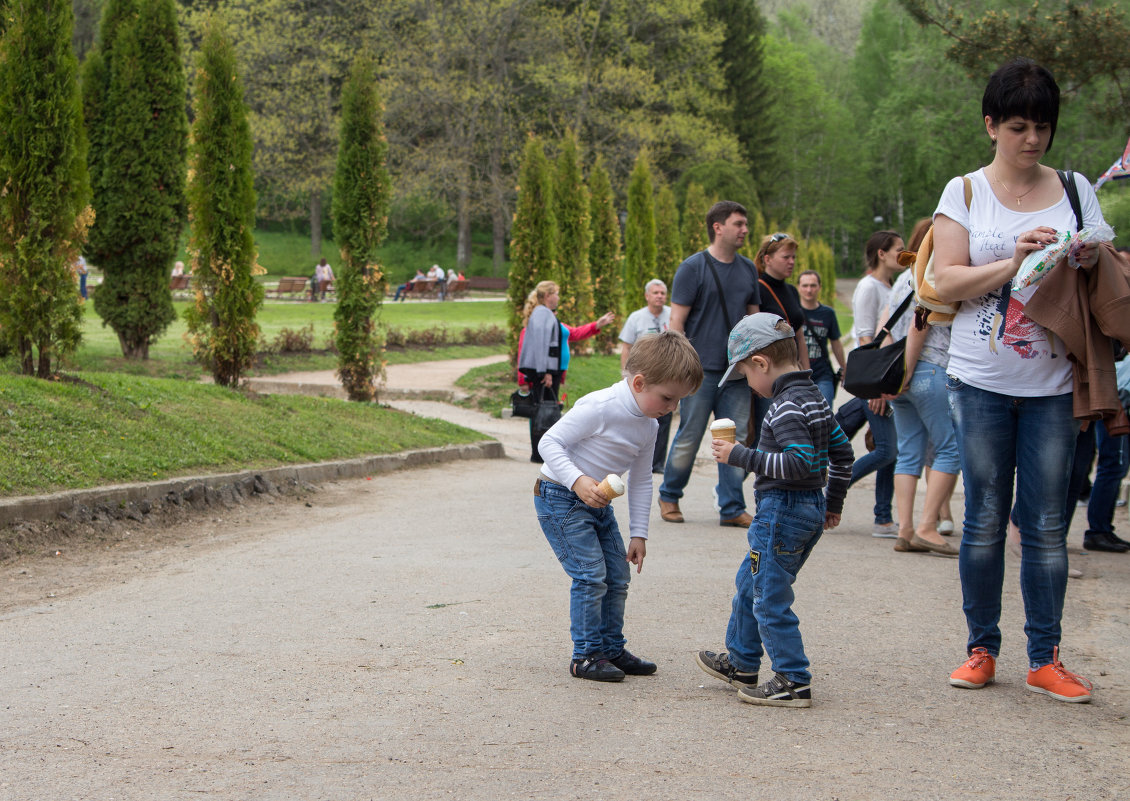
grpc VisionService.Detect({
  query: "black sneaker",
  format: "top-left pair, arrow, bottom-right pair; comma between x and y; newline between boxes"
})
608,649 -> 657,676
737,672 -> 812,708
695,650 -> 758,687
570,656 -> 625,682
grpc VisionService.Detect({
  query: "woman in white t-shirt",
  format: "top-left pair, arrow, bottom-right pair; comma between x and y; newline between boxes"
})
845,230 -> 903,538
933,58 -> 1104,703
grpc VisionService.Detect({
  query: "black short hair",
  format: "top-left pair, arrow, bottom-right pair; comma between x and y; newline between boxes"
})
705,201 -> 747,243
982,58 -> 1060,152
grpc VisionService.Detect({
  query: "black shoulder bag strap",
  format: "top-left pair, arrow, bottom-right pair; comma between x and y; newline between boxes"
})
871,291 -> 915,347
702,251 -> 734,332
1057,169 -> 1084,232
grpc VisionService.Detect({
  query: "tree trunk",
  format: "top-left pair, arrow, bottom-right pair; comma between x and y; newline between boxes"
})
310,192 -> 323,258
492,205 -> 507,275
456,184 -> 471,271
118,331 -> 149,360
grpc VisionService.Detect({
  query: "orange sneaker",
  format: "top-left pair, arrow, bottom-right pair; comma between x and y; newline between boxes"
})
1026,647 -> 1092,703
949,647 -> 996,689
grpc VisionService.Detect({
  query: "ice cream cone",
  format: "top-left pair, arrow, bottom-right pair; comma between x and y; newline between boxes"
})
710,418 -> 736,444
597,474 -> 625,500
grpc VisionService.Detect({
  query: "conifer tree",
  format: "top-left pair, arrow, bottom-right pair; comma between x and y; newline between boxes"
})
681,182 -> 710,256
552,133 -> 592,327
623,150 -> 657,299
0,0 -> 91,377
655,181 -> 681,291
507,136 -> 556,363
332,56 -> 391,402
587,156 -> 623,356
183,16 -> 263,387
89,0 -> 188,359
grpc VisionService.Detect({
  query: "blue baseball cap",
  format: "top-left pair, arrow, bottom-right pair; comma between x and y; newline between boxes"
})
718,313 -> 793,386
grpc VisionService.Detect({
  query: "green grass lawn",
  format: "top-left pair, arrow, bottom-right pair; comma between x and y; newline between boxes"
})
0,371 -> 486,497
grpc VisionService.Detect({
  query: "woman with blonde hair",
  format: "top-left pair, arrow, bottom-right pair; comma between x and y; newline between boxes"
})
517,280 -> 615,462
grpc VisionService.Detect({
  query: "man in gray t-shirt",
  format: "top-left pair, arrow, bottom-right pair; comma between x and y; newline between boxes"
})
658,201 -> 761,527
620,279 -> 673,472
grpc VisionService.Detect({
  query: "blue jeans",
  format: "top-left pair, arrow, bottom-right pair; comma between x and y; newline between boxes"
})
534,480 -> 631,659
1087,421 -> 1130,537
948,378 -> 1078,668
815,378 -> 835,409
847,402 -> 895,524
725,489 -> 825,684
889,362 -> 960,476
660,371 -> 752,520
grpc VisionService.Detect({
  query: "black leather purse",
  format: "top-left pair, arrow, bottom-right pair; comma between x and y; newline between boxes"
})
842,292 -> 914,400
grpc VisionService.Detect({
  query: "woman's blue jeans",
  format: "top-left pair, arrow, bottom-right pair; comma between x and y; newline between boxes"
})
534,480 -> 630,660
889,361 -> 960,476
724,489 -> 825,684
1088,421 -> 1130,537
659,372 -> 752,520
847,403 -> 896,524
948,378 -> 1077,668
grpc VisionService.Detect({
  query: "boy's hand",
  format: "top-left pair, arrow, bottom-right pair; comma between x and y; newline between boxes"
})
626,537 -> 646,573
711,438 -> 735,464
825,511 -> 841,530
572,475 -> 610,508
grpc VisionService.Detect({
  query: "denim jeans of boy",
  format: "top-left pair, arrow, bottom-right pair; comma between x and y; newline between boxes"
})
889,361 -> 960,477
725,489 -> 825,684
847,403 -> 895,524
660,371 -> 752,519
534,480 -> 630,660
1088,421 -> 1130,537
948,378 -> 1077,668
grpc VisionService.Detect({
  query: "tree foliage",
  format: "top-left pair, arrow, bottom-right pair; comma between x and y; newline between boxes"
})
552,133 -> 593,327
332,56 -> 391,403
88,0 -> 188,360
623,149 -> 657,299
587,156 -> 623,355
654,181 -> 681,291
0,0 -> 91,377
183,16 -> 263,388
507,136 -> 557,363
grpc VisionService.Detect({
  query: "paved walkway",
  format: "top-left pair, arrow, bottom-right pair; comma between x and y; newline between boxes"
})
3,355 -> 1128,799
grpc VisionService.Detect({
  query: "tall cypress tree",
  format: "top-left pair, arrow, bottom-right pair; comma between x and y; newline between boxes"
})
507,136 -> 556,364
90,0 -> 188,359
587,156 -> 623,356
681,182 -> 710,257
183,16 -> 262,387
332,56 -> 391,403
0,0 -> 91,377
552,133 -> 592,328
655,181 -> 681,291
623,150 -> 657,300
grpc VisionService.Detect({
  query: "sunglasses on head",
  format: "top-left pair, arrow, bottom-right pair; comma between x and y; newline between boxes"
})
770,232 -> 789,243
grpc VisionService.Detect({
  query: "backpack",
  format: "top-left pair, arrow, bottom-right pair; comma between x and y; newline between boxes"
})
904,176 -> 972,329
908,170 -> 1085,329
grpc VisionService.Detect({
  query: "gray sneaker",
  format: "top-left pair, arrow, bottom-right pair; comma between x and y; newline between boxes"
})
872,522 -> 898,538
737,672 -> 812,708
695,650 -> 757,687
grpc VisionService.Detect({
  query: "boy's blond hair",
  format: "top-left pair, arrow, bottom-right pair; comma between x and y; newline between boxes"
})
750,319 -> 798,367
624,331 -> 703,392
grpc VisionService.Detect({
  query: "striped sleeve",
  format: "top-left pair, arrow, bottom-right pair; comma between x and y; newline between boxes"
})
825,422 -> 854,514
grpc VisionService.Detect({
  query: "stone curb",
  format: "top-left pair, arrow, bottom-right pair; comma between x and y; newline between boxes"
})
0,440 -> 503,527
242,379 -> 463,403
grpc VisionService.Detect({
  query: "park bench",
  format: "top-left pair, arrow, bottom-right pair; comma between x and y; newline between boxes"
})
447,279 -> 468,299
465,276 -> 508,292
170,275 -> 191,291
402,279 -> 440,300
270,276 -> 309,299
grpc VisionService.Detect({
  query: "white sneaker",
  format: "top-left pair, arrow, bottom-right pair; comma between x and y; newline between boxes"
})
872,522 -> 898,538
938,520 -> 955,536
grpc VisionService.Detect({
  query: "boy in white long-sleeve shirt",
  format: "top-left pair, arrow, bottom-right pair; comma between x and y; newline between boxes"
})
535,331 -> 703,682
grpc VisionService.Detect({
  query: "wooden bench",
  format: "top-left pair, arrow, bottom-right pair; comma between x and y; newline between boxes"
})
466,276 -> 508,292
269,276 -> 309,299
402,279 -> 440,300
447,279 -> 468,299
170,275 -> 191,291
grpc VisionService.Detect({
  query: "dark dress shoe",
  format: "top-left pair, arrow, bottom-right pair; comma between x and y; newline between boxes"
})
1083,531 -> 1130,553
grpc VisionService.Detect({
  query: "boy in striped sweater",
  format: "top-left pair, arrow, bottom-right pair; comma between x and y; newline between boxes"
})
696,313 -> 854,707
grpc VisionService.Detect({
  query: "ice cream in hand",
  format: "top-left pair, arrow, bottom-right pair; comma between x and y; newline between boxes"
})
596,474 -> 625,500
710,418 -> 736,443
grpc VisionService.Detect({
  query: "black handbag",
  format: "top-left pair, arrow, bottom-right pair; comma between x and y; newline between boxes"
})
842,292 -> 914,400
511,388 -> 537,419
532,386 -> 563,436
